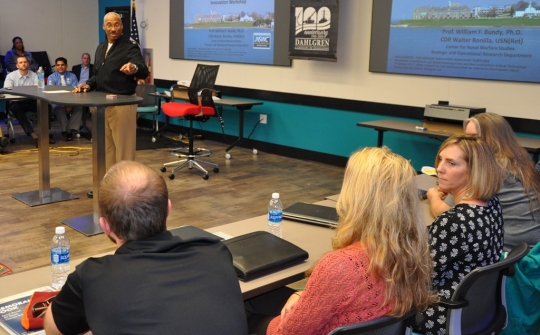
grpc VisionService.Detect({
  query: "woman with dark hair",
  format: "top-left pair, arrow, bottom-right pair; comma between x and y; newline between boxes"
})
4,36 -> 39,73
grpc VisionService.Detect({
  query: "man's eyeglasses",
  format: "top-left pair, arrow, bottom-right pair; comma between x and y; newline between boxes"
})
31,296 -> 55,318
105,23 -> 122,30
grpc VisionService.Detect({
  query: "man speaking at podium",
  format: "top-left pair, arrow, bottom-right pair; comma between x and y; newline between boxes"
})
75,12 -> 148,198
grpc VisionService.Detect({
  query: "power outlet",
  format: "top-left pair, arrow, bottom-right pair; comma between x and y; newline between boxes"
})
260,114 -> 267,124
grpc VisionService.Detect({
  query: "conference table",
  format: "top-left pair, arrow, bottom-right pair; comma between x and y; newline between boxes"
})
0,86 -> 142,235
357,119 -> 540,161
0,175 -> 439,334
150,92 -> 263,157
0,174 -> 438,297
0,202 -> 338,304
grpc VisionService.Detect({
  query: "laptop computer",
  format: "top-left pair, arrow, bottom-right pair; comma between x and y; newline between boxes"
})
282,202 -> 339,228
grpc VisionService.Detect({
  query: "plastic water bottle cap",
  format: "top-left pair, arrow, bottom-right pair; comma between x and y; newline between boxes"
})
272,193 -> 279,199
55,226 -> 65,234
38,67 -> 43,71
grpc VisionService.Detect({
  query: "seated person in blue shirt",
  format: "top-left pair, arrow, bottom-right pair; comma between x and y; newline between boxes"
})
4,36 -> 39,74
4,55 -> 55,147
71,53 -> 93,84
43,161 -> 248,335
47,57 -> 82,141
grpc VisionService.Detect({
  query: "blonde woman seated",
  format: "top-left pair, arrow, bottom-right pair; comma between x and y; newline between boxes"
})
248,147 -> 437,335
462,113 -> 540,252
421,135 -> 504,334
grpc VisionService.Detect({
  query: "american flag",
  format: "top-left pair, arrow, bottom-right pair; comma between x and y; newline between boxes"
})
130,0 -> 140,46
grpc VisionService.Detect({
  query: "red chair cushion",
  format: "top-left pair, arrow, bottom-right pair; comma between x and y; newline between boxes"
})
162,102 -> 215,117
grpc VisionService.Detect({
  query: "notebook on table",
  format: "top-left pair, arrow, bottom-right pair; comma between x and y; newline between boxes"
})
224,231 -> 309,281
282,202 -> 339,228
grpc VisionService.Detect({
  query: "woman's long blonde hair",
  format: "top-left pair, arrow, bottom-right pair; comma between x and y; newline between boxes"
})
333,147 -> 437,316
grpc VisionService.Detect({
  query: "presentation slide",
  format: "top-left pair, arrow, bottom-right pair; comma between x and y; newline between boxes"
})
370,0 -> 540,83
169,0 -> 290,66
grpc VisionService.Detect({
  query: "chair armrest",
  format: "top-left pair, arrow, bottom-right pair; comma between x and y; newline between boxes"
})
198,88 -> 219,98
438,297 -> 469,309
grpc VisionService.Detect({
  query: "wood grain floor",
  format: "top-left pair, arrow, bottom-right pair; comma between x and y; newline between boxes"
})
0,121 -> 344,275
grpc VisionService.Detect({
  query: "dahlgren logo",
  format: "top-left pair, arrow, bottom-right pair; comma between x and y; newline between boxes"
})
253,33 -> 271,49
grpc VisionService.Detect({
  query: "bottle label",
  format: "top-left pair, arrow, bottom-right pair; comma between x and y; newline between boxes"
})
51,247 -> 70,265
268,210 -> 283,223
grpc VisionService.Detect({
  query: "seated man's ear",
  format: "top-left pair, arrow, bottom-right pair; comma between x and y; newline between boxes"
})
99,217 -> 112,235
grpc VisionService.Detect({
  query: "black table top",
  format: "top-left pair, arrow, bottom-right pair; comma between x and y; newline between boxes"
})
1,85 -> 142,107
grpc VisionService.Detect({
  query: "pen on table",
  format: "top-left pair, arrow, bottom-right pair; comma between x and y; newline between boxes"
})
416,126 -> 427,131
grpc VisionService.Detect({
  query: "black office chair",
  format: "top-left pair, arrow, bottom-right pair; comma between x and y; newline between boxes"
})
2,101 -> 16,143
30,51 -> 53,77
0,54 -> 5,79
159,64 -> 221,180
439,242 -> 529,335
327,310 -> 417,335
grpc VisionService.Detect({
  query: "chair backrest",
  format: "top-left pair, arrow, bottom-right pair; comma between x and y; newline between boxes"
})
30,51 -> 53,77
328,310 -> 416,335
135,84 -> 157,107
186,64 -> 219,106
447,242 -> 529,335
0,55 -> 4,78
189,64 -> 220,90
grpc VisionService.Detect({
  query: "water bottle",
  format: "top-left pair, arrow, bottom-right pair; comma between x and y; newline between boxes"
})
51,226 -> 70,290
37,67 -> 45,89
268,193 -> 283,238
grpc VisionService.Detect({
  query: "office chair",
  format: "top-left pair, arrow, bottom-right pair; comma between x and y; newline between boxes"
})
160,64 -> 221,180
135,84 -> 160,135
30,51 -> 53,77
327,310 -> 417,335
3,101 -> 16,143
438,242 -> 529,335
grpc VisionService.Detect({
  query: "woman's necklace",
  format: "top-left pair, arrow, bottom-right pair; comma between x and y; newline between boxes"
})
454,193 -> 471,205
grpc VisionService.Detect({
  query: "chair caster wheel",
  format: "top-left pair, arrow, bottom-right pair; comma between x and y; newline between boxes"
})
203,174 -> 209,180
160,167 -> 166,172
225,153 -> 231,160
168,174 -> 175,180
213,167 -> 219,173
253,149 -> 258,155
152,137 -> 157,143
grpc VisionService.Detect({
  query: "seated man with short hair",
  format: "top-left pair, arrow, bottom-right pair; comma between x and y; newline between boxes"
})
44,161 -> 248,335
47,57 -> 82,141
4,55 -> 54,147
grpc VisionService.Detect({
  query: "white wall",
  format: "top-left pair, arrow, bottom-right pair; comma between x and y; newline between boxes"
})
0,0 -> 98,71
137,0 -> 539,120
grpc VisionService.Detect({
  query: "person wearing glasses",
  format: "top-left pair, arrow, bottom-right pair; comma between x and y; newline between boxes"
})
74,11 -> 148,198
43,161 -> 248,335
420,136 -> 504,334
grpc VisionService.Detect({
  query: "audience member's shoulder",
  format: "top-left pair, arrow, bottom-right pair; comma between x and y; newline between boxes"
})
322,242 -> 366,263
